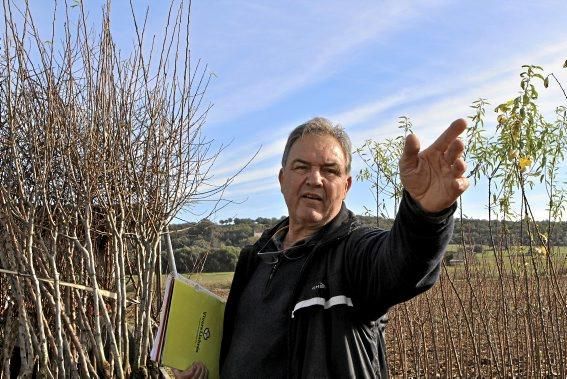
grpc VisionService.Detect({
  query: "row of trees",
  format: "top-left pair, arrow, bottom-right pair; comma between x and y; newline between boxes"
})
163,218 -> 275,272
163,215 -> 567,275
356,60 -> 567,376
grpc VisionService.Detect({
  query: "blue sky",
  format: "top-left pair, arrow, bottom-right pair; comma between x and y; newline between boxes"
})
25,1 -> 567,222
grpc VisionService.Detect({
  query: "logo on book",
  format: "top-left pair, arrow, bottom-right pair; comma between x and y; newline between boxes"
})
203,328 -> 211,340
194,311 -> 208,353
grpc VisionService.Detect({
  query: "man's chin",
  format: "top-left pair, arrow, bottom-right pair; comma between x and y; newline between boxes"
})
296,210 -> 327,227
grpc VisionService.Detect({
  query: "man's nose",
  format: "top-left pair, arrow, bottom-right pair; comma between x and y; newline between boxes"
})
306,168 -> 323,186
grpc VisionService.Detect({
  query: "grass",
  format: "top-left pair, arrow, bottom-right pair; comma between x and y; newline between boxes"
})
127,246 -> 566,298
185,272 -> 234,291
125,272 -> 234,300
184,272 -> 234,298
443,243 -> 567,279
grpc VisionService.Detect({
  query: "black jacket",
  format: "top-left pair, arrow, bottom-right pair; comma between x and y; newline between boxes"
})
220,193 -> 455,378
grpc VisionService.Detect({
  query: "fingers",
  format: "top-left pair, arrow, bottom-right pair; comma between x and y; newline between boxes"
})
451,158 -> 469,196
194,362 -> 208,379
172,362 -> 208,379
453,176 -> 470,194
430,118 -> 467,152
400,133 -> 420,169
444,137 -> 465,166
451,157 -> 467,177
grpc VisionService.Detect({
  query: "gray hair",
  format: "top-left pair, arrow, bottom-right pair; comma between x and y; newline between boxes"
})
281,117 -> 352,174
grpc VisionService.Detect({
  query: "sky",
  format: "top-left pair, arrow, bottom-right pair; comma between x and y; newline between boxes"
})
18,0 -> 567,223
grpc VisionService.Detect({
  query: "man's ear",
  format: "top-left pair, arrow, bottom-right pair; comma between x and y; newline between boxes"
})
345,175 -> 352,196
278,168 -> 284,190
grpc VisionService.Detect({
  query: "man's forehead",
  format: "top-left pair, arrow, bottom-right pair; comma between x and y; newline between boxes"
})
290,146 -> 344,162
289,138 -> 346,167
291,134 -> 343,153
285,133 -> 350,172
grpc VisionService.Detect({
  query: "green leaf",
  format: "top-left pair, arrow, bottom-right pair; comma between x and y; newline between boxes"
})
544,76 -> 549,88
563,59 -> 567,68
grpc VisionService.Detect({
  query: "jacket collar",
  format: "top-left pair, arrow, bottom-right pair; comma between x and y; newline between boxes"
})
256,202 -> 359,250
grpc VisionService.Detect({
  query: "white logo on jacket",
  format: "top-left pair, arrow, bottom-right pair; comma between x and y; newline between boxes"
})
291,295 -> 353,318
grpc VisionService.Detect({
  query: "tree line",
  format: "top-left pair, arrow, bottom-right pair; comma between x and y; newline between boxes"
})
165,215 -> 567,273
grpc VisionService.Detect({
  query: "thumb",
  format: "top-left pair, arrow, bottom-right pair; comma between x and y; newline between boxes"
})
400,133 -> 420,169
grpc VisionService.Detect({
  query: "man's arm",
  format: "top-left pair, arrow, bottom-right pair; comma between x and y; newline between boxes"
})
345,191 -> 455,318
344,119 -> 468,319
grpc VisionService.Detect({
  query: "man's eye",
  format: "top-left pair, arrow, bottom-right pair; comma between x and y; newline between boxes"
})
323,167 -> 339,175
293,165 -> 309,172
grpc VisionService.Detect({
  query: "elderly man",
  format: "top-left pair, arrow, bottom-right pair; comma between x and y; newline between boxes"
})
177,117 -> 468,378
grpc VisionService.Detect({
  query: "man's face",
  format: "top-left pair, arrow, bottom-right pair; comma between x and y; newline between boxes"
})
279,134 -> 352,231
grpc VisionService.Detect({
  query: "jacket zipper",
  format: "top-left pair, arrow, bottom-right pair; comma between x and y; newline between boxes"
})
264,243 -> 307,291
265,260 -> 280,290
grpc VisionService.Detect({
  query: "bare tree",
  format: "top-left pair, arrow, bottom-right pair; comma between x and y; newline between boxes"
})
0,0 -> 234,376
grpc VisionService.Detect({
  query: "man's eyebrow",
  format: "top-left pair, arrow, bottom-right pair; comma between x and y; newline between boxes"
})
290,159 -> 342,170
291,159 -> 310,165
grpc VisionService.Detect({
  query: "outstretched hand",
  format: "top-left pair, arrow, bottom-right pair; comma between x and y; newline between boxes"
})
399,118 -> 469,213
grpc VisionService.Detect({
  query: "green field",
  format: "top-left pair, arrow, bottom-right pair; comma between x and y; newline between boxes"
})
185,272 -> 234,298
446,244 -> 567,261
150,246 -> 567,297
443,244 -> 567,278
186,272 -> 234,290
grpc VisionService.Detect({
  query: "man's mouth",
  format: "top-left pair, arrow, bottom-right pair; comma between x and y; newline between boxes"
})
302,193 -> 323,201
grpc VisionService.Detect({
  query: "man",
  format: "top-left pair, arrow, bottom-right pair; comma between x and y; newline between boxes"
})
176,117 -> 468,378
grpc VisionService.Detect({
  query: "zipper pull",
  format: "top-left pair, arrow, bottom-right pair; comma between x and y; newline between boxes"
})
268,261 -> 280,282
263,261 -> 281,297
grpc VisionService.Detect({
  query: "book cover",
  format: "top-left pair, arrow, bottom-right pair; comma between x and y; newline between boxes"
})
151,274 -> 226,378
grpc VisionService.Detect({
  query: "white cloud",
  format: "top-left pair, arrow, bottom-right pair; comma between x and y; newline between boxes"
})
198,0 -> 451,124
213,137 -> 287,177
230,165 -> 280,187
224,180 -> 281,198
207,38 -> 567,211
346,39 -> 567,148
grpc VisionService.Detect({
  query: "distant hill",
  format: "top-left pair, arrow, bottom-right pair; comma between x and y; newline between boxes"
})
165,215 -> 567,272
357,215 -> 567,246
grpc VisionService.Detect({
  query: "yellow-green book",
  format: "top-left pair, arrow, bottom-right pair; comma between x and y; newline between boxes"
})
151,273 -> 226,378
